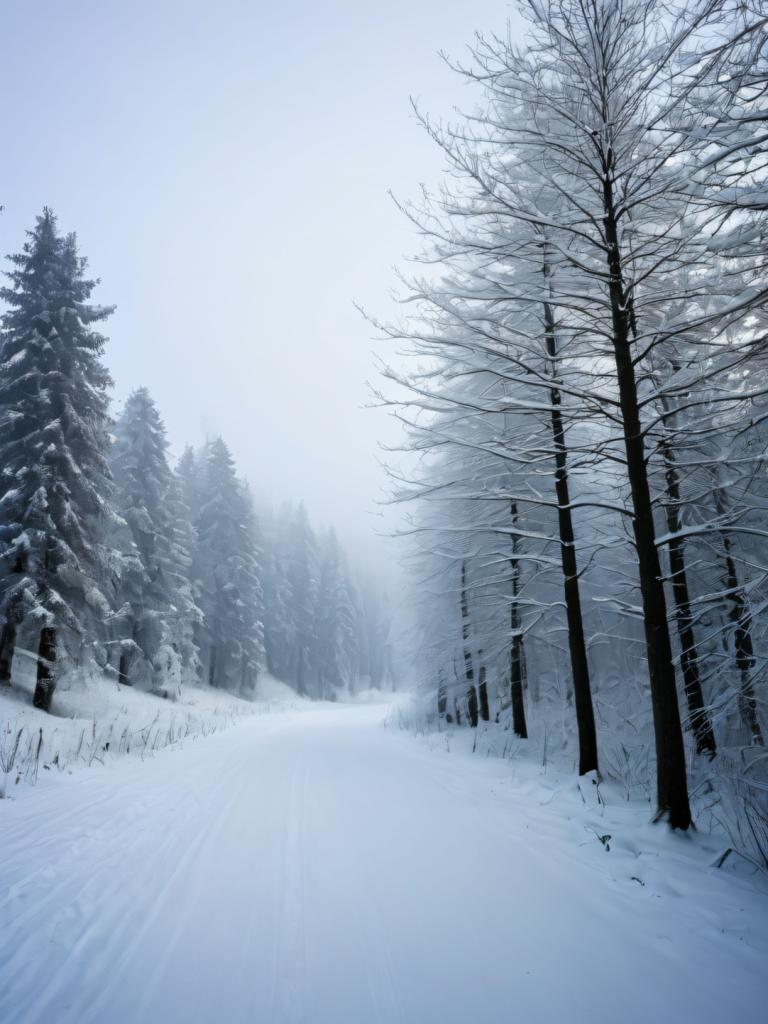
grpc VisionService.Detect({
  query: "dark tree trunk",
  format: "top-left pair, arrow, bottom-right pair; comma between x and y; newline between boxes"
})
118,647 -> 133,687
660,435 -> 716,757
466,683 -> 479,729
445,660 -> 459,723
542,248 -> 599,775
32,626 -> 57,712
478,658 -> 490,722
602,175 -> 691,828
0,621 -> 17,685
510,501 -> 528,739
720,530 -> 764,746
208,644 -> 218,688
461,560 -> 479,727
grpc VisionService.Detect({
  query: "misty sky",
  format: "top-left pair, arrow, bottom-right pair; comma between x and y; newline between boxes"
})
0,0 -> 521,549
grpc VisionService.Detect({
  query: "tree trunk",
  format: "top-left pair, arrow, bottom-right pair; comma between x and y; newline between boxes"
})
710,477 -> 763,744
602,176 -> 691,828
437,668 -> 448,720
32,626 -> 57,712
0,621 -> 17,685
720,529 -> 764,746
117,646 -> 133,687
510,501 -> 528,739
208,644 -> 218,688
461,560 -> 479,727
478,657 -> 490,722
542,246 -> 599,775
660,434 -> 716,757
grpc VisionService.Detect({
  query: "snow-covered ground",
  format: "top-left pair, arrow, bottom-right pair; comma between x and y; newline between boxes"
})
0,670 -> 300,798
1,699 -> 766,1024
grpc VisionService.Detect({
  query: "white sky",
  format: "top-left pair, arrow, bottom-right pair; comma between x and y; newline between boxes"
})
0,0 -> 522,552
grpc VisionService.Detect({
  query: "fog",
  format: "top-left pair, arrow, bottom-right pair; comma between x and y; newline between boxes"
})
0,0 -> 520,554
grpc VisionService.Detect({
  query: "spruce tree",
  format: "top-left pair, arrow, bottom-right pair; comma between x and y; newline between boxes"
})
285,502 -> 318,696
0,209 -> 114,709
262,503 -> 299,682
175,444 -> 205,671
196,437 -> 264,695
176,445 -> 202,522
237,484 -> 266,699
315,529 -> 360,697
110,388 -> 201,695
165,473 -> 203,689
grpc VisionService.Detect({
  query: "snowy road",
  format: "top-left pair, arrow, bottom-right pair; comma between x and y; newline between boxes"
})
1,702 -> 766,1024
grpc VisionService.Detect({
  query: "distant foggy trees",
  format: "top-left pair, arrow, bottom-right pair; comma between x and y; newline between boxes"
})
379,0 -> 768,844
0,210 -> 393,711
262,503 -> 393,698
193,437 -> 265,697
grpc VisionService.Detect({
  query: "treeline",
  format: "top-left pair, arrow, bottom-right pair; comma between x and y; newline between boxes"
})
380,0 -> 768,852
261,503 -> 393,697
0,209 -> 390,711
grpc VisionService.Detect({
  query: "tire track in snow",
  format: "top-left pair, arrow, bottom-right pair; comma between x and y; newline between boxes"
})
0,792 -> 198,1018
270,755 -> 308,1024
2,703 -> 767,1024
0,728 -> 252,1024
79,753 -> 248,1024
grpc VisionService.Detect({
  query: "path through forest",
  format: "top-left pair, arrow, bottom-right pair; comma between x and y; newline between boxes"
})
1,702 -> 766,1024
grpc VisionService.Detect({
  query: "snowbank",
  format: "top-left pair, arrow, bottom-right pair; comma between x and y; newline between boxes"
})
389,692 -> 768,884
0,670 -> 298,798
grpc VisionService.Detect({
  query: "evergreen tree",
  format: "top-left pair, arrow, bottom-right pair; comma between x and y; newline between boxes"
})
237,484 -> 266,699
285,502 -> 318,696
175,444 -> 205,668
109,388 -> 200,695
357,572 -> 392,690
261,510 -> 295,681
165,472 -> 203,689
196,437 -> 264,695
315,528 -> 360,697
176,445 -> 202,522
0,209 -> 114,709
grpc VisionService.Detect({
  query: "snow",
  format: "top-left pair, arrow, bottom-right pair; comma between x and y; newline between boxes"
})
0,667 -> 298,797
1,699 -> 766,1023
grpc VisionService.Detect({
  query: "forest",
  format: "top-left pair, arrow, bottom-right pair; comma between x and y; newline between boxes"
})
379,0 -> 768,861
1,2 -> 767,1022
0,210 -> 392,714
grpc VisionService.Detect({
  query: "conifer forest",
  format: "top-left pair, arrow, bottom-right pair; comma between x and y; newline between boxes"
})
1,3 -> 767,1023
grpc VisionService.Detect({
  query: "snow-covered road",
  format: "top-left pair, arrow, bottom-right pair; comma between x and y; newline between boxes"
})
1,702 -> 766,1024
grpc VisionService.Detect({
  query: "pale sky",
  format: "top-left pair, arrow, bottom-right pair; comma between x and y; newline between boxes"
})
0,0 -> 520,551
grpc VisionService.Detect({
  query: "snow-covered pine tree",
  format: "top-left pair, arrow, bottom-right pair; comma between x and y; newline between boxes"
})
109,388 -> 201,696
315,528 -> 361,697
165,472 -> 203,690
261,507 -> 296,681
0,209 -> 114,709
109,388 -> 165,689
237,483 -> 266,699
175,445 -> 205,666
176,445 -> 202,522
356,571 -> 391,690
196,437 -> 264,696
285,502 -> 318,696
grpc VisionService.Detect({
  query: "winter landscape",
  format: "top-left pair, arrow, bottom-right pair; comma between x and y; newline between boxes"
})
2,1 -> 768,1022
